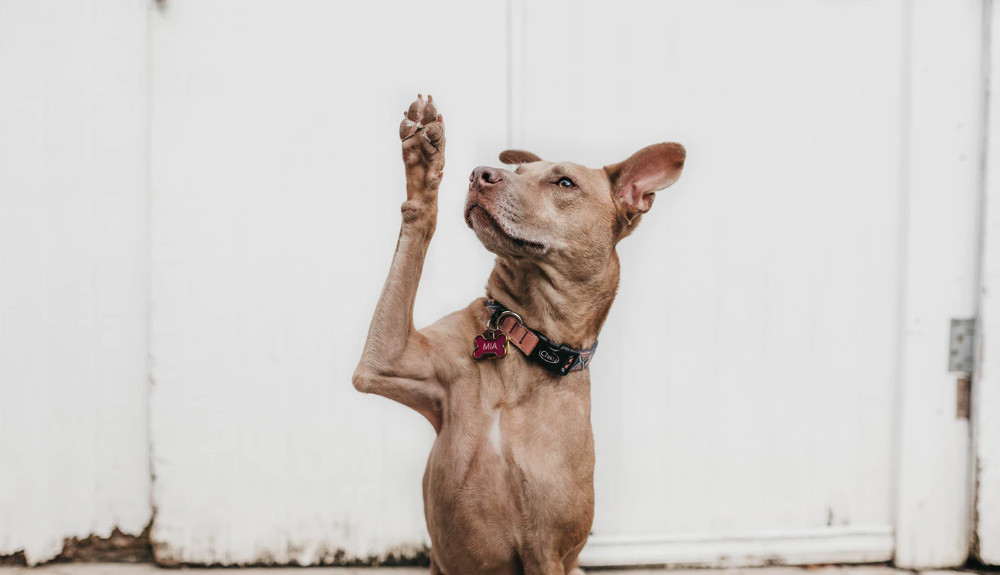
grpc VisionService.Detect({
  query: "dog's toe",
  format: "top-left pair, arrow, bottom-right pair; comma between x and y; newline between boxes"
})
399,116 -> 420,141
423,116 -> 444,145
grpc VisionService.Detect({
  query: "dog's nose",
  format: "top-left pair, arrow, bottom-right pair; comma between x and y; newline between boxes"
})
471,166 -> 503,187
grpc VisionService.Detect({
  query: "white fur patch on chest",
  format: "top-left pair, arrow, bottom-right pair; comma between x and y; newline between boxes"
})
488,408 -> 503,455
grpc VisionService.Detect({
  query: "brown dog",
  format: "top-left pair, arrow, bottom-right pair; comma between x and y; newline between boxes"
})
353,95 -> 685,575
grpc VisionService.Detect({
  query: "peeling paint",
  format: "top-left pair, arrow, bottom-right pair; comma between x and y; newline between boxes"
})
2,525 -> 432,568
53,527 -> 153,564
0,525 -> 152,567
0,551 -> 27,567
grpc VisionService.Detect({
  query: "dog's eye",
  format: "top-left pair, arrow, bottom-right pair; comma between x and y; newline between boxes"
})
555,177 -> 576,188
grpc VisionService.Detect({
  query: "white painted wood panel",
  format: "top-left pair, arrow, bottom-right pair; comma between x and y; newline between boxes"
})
511,0 -> 904,566
976,0 -> 1000,565
0,0 -> 152,565
147,0 -> 507,565
893,0 -> 983,568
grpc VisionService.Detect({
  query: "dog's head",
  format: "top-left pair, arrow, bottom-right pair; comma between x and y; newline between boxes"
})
464,143 -> 686,268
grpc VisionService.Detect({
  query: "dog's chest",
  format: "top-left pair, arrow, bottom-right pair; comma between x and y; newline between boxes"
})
428,365 -> 595,519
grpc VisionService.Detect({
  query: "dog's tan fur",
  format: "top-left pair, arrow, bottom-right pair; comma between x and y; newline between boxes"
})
353,96 -> 685,575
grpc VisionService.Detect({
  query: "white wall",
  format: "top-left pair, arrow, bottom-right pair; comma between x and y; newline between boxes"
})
0,0 -> 152,564
0,0 -> 991,568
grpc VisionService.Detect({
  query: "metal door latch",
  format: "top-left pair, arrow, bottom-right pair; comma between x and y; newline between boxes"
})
949,318 -> 976,373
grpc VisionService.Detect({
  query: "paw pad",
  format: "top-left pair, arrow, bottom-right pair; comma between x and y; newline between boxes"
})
399,94 -> 444,149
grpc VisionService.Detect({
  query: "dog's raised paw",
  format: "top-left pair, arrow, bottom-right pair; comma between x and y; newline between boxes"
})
399,94 -> 438,140
400,94 -> 445,171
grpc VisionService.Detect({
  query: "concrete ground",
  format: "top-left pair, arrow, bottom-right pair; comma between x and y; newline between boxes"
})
0,565 -> 991,575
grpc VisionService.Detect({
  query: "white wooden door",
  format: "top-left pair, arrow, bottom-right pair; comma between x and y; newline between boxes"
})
977,0 -> 1000,565
148,0 -> 983,567
511,0 -> 897,559
0,0 -> 152,564
512,0 -> 982,568
148,0 -> 508,565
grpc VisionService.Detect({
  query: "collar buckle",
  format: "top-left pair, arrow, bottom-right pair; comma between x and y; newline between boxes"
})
528,331 -> 583,376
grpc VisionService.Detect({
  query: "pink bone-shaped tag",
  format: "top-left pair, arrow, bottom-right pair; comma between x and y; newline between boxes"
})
473,332 -> 508,359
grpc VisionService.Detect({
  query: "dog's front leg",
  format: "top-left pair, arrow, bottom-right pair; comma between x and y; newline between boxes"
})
353,95 -> 446,433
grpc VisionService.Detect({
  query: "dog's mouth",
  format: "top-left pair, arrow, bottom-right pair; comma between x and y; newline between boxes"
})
465,204 -> 546,254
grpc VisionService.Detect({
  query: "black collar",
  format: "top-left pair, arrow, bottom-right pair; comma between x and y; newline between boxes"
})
486,299 -> 598,376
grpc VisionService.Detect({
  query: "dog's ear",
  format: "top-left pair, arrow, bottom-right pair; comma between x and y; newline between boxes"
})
604,143 -> 686,226
499,149 -> 543,165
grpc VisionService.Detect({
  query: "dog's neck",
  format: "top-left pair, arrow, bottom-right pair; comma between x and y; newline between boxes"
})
485,254 -> 620,349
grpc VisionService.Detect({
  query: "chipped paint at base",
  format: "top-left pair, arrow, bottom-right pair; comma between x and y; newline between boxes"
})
151,541 -> 431,568
0,525 -> 153,567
